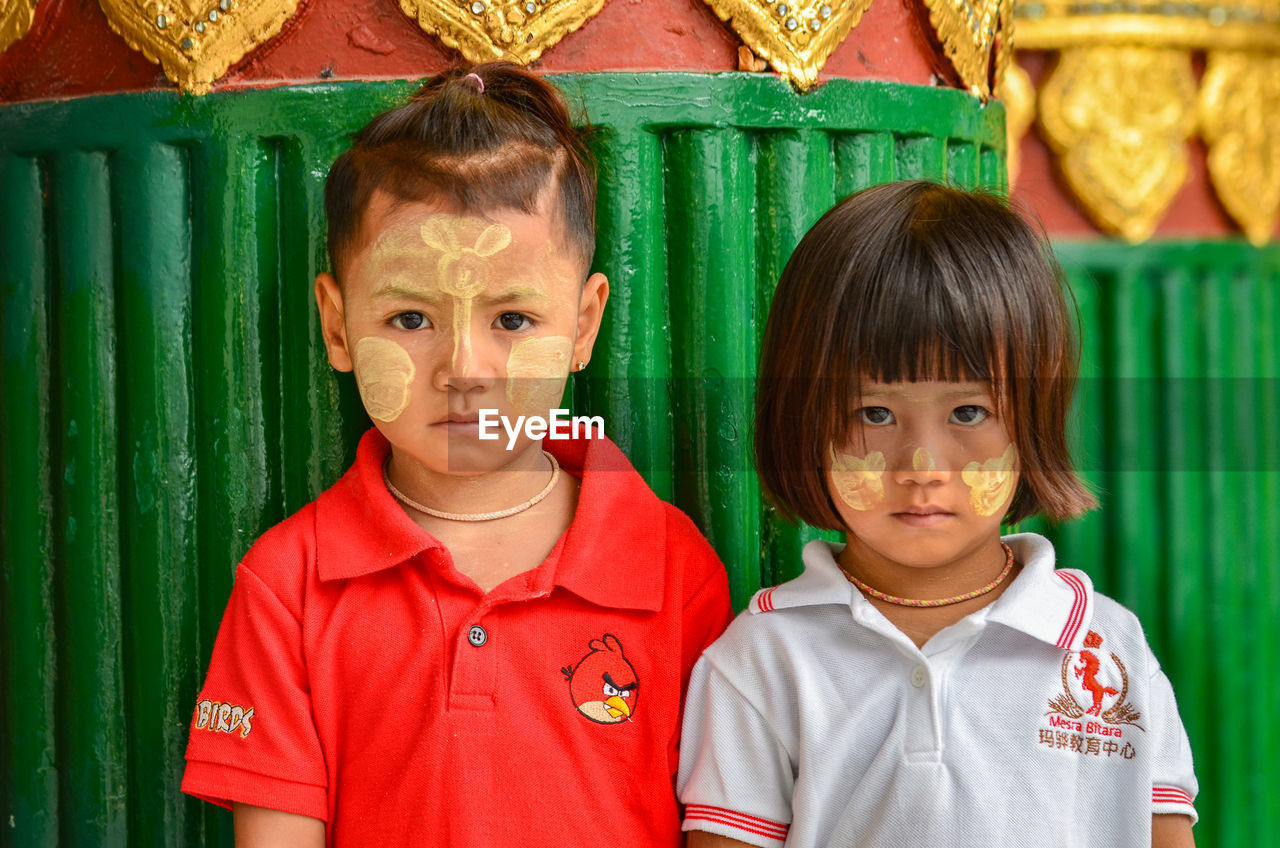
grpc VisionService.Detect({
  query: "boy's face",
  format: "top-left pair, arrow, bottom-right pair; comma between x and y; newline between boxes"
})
826,380 -> 1019,575
315,191 -> 607,475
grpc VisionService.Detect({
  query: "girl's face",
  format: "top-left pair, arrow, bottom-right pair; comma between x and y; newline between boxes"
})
826,379 -> 1018,575
315,192 -> 607,477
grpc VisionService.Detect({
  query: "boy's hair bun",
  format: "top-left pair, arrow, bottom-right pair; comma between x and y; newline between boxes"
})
325,62 -> 596,278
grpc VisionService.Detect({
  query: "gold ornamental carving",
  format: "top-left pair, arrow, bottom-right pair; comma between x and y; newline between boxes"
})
1011,0 -> 1280,243
921,0 -> 1014,99
398,0 -> 606,65
99,0 -> 302,95
1199,51 -> 1280,246
1038,46 -> 1197,242
0,0 -> 37,55
998,61 -> 1034,186
698,0 -> 874,90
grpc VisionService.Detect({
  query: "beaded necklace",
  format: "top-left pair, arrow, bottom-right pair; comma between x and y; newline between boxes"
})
383,451 -> 560,522
840,542 -> 1015,608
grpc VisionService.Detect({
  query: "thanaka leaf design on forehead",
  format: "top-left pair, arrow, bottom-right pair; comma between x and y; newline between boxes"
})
419,214 -> 514,368
961,443 -> 1018,517
830,449 -> 886,511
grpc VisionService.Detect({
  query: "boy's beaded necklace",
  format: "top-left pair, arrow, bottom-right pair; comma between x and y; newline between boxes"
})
840,542 -> 1015,608
382,451 -> 560,522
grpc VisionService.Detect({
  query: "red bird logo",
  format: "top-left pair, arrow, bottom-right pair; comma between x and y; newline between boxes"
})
562,634 -> 638,724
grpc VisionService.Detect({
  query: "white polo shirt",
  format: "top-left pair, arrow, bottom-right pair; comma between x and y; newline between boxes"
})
678,533 -> 1197,847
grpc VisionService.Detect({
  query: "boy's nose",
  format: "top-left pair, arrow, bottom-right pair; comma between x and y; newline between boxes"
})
433,328 -> 498,392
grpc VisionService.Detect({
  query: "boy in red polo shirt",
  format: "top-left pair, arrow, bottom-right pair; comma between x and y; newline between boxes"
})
181,63 -> 733,846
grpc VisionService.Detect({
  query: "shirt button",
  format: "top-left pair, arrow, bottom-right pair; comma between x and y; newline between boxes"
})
910,665 -> 928,688
468,625 -> 488,647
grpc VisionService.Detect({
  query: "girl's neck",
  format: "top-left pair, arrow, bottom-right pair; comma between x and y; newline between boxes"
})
838,536 -> 1018,648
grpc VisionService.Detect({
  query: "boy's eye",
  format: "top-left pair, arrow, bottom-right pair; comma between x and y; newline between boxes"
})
950,405 -> 989,425
858,406 -> 894,426
496,312 -> 532,331
390,312 -> 429,331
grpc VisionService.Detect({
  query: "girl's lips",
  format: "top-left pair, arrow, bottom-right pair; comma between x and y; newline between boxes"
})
892,509 -> 954,528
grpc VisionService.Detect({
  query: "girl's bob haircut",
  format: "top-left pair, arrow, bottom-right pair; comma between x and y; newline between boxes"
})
754,180 -> 1096,530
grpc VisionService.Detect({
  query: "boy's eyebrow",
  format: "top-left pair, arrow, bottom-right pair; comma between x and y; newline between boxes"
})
369,283 -> 448,305
476,285 -> 552,306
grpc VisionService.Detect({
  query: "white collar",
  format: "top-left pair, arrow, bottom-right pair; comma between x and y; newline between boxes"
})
748,532 -> 1094,651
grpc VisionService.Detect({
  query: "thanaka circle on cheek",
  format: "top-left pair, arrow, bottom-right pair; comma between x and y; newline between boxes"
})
354,337 -> 415,423
829,448 -> 886,511
506,336 -> 574,410
961,443 -> 1018,517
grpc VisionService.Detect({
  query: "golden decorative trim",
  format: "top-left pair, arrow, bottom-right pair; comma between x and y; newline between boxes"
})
1017,0 -> 1280,50
1199,51 -> 1280,245
998,61 -> 1035,186
1038,45 -> 1197,242
99,0 -> 301,95
921,0 -> 1014,99
398,0 -> 606,65
0,0 -> 38,55
698,0 -> 873,90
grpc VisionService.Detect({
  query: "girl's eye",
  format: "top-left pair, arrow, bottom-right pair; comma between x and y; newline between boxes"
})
859,406 -> 895,426
950,405 -> 989,425
496,312 -> 532,332
390,312 -> 429,331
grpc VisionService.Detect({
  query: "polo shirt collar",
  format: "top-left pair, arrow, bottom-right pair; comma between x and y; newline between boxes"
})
315,429 -> 666,612
749,532 -> 1095,651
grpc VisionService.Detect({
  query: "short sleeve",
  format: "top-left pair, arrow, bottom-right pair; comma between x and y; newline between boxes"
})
181,564 -> 328,820
1148,657 -> 1199,824
678,654 -> 794,846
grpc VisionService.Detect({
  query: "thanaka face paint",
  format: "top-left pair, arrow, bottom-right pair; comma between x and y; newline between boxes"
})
912,447 -> 936,473
506,336 -> 574,412
420,215 -> 514,370
353,337 -> 415,422
961,443 -> 1018,517
829,448 -> 886,511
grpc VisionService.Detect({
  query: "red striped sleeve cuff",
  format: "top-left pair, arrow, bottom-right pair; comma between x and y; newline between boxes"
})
685,804 -> 790,843
1152,786 -> 1195,808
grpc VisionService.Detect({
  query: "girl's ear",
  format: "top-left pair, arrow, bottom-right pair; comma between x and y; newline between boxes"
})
572,272 -> 609,369
315,272 -> 354,372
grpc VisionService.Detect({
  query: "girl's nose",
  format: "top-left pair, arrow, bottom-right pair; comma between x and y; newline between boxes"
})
891,444 -> 951,486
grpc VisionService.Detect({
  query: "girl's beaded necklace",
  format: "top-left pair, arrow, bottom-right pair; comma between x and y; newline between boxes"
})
840,542 -> 1015,608
382,451 -> 560,522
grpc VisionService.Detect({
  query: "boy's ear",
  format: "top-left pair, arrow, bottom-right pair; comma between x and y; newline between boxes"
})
573,272 -> 609,369
315,272 -> 354,372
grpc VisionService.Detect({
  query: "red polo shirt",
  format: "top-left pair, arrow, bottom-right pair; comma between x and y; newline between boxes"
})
181,429 -> 733,846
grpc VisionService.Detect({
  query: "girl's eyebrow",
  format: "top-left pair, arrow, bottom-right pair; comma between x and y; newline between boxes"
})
861,386 -> 991,401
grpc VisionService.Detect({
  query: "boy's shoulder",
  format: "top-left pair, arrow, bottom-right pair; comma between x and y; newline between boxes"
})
233,429 -> 425,604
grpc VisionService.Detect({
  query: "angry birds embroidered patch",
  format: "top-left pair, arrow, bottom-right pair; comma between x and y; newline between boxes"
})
562,634 -> 638,724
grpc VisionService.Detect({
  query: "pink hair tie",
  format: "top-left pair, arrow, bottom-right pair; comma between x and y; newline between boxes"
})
463,72 -> 485,94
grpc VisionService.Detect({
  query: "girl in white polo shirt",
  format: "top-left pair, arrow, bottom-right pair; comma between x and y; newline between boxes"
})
678,181 -> 1198,848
